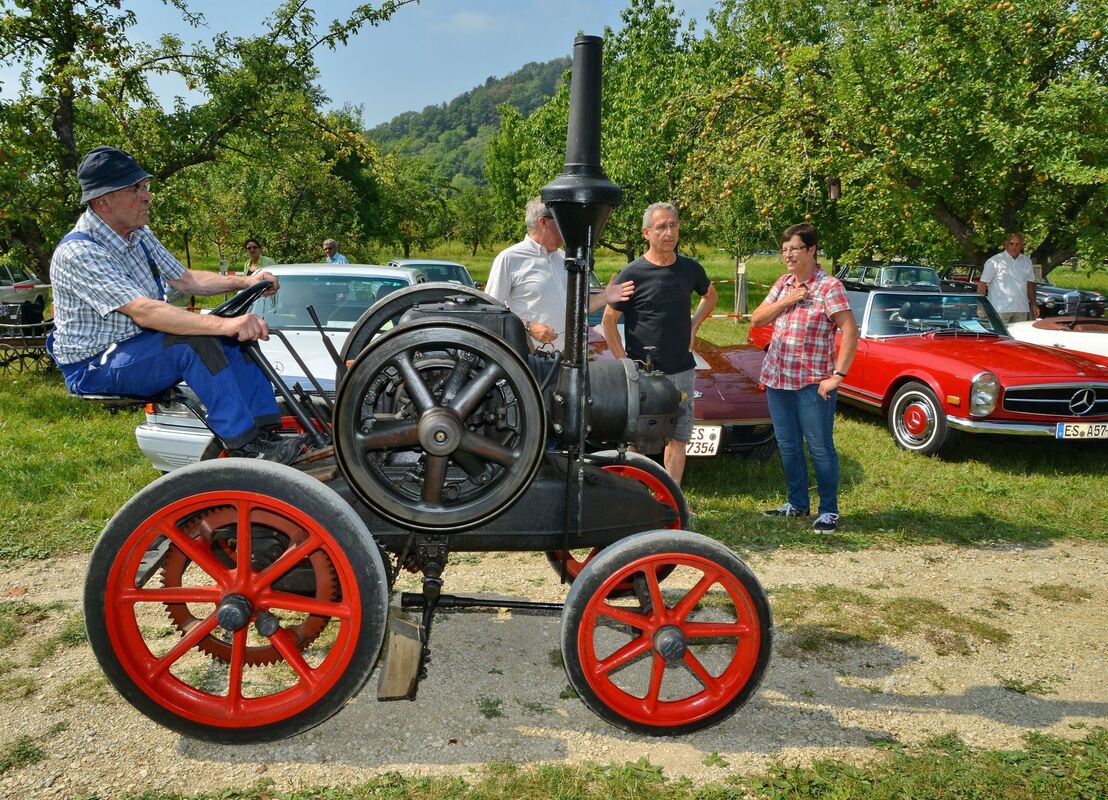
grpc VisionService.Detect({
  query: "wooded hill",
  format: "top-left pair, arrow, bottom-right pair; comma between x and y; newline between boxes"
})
367,57 -> 570,182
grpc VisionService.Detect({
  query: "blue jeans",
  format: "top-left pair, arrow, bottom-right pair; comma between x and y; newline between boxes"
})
59,330 -> 278,448
765,385 -> 839,515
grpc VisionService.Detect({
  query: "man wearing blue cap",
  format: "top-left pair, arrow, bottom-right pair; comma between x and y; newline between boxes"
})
50,145 -> 301,464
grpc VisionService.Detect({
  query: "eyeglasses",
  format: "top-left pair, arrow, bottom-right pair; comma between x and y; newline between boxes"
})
323,245 -> 336,251
129,181 -> 152,195
650,223 -> 679,233
780,245 -> 811,255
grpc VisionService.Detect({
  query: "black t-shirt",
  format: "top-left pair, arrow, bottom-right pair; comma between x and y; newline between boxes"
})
612,254 -> 710,374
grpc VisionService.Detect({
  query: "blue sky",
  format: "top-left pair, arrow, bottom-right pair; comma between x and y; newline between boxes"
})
6,0 -> 714,128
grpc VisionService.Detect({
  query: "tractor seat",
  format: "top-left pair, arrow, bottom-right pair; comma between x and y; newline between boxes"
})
71,386 -> 189,414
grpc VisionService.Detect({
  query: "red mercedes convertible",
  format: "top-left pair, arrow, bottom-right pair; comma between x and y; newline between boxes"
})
749,287 -> 1108,455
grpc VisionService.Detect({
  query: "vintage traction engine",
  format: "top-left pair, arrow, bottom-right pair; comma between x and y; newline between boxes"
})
83,36 -> 772,743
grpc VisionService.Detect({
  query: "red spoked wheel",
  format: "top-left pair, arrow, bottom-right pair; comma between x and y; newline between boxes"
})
84,460 -> 388,744
546,452 -> 689,587
560,530 -> 771,735
159,506 -> 337,666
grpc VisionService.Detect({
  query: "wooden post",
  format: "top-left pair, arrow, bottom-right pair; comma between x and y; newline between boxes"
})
735,256 -> 747,322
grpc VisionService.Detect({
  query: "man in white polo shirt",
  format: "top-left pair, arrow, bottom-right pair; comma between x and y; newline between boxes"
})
486,197 -> 633,351
978,232 -> 1039,323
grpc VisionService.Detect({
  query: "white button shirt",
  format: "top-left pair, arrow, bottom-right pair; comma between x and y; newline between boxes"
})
980,250 -> 1034,313
486,235 -> 568,350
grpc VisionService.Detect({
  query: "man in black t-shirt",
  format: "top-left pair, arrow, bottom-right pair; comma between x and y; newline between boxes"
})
602,202 -> 717,485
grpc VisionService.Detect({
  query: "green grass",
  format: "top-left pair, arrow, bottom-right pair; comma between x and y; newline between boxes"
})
0,734 -> 45,776
996,674 -> 1062,697
103,729 -> 1108,799
1031,583 -> 1093,603
2,285 -> 1107,561
771,585 -> 1010,659
0,370 -> 161,558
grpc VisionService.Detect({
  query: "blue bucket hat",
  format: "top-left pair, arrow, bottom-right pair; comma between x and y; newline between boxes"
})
78,146 -> 153,204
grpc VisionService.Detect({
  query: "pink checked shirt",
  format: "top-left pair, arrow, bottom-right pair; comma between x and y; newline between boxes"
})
759,266 -> 852,390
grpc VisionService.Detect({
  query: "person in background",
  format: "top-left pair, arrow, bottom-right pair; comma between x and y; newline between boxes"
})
752,223 -> 858,533
50,145 -> 300,464
243,238 -> 276,274
486,196 -> 633,351
602,202 -> 716,486
978,232 -> 1038,323
322,238 -> 349,264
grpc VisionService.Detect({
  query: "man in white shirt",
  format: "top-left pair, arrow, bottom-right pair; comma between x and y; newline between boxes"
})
978,232 -> 1039,323
486,197 -> 633,350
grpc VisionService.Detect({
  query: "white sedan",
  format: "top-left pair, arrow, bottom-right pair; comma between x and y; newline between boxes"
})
136,263 -> 427,471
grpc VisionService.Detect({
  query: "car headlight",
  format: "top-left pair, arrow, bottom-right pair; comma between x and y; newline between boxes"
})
970,372 -> 999,417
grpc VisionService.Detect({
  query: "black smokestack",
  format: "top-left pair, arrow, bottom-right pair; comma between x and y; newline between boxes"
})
540,34 -> 622,447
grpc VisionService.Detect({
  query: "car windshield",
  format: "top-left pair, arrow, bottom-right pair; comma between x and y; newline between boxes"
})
864,293 -> 1008,337
411,263 -> 472,285
878,266 -> 938,286
253,275 -> 410,330
6,266 -> 36,284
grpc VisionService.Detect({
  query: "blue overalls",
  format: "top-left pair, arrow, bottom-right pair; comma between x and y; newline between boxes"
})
51,232 -> 279,449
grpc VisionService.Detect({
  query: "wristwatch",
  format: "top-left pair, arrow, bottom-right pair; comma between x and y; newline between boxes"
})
832,369 -> 847,378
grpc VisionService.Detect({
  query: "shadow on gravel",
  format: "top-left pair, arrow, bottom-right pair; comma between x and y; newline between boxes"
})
175,593 -> 1105,772
770,643 -> 1108,728
177,605 -> 897,768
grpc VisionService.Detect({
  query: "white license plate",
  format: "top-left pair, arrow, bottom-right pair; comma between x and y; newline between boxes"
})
1056,422 -> 1108,439
686,424 -> 722,456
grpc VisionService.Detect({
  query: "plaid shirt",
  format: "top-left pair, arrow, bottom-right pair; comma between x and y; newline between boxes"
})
759,266 -> 851,390
49,209 -> 186,364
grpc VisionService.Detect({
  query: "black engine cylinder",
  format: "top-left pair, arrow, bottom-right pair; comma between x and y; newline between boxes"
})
586,360 -> 680,451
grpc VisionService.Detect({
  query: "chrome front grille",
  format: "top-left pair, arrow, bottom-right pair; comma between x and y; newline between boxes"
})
1002,384 -> 1108,417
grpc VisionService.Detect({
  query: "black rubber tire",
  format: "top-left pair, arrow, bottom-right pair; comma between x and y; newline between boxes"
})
334,319 -> 545,532
743,437 -> 778,463
887,380 -> 950,456
84,459 -> 389,744
544,451 -> 690,582
560,530 -> 772,735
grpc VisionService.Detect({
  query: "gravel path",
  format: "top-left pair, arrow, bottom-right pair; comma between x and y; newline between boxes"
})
1,541 -> 1106,799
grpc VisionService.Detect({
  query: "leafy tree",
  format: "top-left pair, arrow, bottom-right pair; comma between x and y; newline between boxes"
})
485,0 -> 700,263
678,0 -> 1108,273
449,176 -> 494,256
596,0 -> 699,261
0,0 -> 413,278
373,152 -> 447,258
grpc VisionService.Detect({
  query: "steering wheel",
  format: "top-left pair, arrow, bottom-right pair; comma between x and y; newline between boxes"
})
209,280 -> 274,318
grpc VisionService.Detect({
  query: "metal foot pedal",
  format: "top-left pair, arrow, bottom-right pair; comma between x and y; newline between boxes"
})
376,614 -> 423,701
